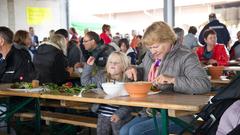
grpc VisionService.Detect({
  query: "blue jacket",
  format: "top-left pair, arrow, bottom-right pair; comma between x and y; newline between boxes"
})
199,20 -> 230,46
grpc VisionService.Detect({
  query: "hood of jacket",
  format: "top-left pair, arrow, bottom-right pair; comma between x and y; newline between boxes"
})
37,42 -> 63,55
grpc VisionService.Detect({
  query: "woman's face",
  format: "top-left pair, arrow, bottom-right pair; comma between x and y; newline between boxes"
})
120,43 -> 128,53
107,56 -> 123,76
24,34 -> 32,47
204,34 -> 217,46
147,42 -> 172,60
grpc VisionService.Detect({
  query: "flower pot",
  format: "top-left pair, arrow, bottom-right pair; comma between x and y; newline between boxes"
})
124,82 -> 152,98
208,66 -> 224,79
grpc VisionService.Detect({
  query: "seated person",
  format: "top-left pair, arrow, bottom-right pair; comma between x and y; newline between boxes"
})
121,21 -> 211,135
55,29 -> 83,69
196,29 -> 229,66
230,31 -> 240,60
0,26 -> 36,83
119,38 -> 137,65
13,30 -> 34,61
83,31 -> 115,70
33,34 -> 71,85
81,52 -> 134,135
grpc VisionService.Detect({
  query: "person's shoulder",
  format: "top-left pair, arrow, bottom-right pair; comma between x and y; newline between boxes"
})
177,45 -> 192,53
9,46 -> 30,62
11,45 -> 25,56
102,43 -> 116,51
214,43 -> 226,50
197,45 -> 204,50
217,20 -> 227,26
100,32 -> 106,38
215,43 -> 225,47
174,45 -> 198,60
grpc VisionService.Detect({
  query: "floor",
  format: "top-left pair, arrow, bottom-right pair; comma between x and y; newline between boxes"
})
0,121 -> 96,135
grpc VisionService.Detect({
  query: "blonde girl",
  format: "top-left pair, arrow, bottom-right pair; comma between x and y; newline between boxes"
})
81,51 -> 133,135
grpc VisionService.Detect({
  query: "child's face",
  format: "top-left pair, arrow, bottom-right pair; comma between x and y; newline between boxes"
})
107,57 -> 123,76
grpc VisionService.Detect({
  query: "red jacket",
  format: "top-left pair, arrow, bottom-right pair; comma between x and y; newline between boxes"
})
100,33 -> 111,44
196,43 -> 229,66
130,36 -> 138,49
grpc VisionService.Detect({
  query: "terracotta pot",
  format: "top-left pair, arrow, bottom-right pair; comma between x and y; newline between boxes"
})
208,66 -> 224,79
124,82 -> 152,98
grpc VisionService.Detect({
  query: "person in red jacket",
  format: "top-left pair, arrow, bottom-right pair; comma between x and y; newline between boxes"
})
196,29 -> 229,66
100,24 -> 111,44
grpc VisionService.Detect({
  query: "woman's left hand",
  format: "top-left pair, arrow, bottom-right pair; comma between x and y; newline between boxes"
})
153,74 -> 175,84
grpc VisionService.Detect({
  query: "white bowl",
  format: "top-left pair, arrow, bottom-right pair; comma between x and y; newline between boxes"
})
101,82 -> 128,96
220,76 -> 228,80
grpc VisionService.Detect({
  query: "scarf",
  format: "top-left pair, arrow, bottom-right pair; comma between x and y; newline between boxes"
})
148,59 -> 161,82
203,45 -> 213,60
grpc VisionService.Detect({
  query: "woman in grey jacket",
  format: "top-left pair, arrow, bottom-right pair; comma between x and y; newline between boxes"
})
121,21 -> 211,135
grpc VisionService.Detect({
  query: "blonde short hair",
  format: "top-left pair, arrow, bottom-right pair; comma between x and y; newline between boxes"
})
50,34 -> 67,55
142,21 -> 176,46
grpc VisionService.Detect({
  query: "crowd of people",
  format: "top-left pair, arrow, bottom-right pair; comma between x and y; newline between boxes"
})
1,12 -> 240,135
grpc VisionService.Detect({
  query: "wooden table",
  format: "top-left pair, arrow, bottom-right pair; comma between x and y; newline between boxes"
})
41,92 -> 210,112
228,60 -> 240,66
211,79 -> 231,87
224,66 -> 240,71
0,84 -> 211,135
204,65 -> 240,71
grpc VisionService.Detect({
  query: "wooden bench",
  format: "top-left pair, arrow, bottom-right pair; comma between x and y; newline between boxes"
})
14,111 -> 97,128
40,99 -> 92,111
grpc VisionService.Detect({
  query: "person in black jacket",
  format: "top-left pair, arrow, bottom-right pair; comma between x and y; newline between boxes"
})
33,34 -> 71,85
0,26 -> 36,83
13,30 -> 34,61
83,31 -> 115,69
199,13 -> 231,47
55,29 -> 83,69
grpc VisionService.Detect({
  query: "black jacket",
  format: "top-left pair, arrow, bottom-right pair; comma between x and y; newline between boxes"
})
90,44 -> 115,68
33,43 -> 69,85
199,20 -> 230,46
0,46 -> 36,83
67,42 -> 82,67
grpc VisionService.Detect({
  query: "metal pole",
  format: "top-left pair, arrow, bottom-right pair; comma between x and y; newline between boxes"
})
66,0 -> 70,29
164,0 -> 175,27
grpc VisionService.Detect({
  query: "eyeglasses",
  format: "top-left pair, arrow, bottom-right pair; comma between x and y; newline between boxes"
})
83,39 -> 92,43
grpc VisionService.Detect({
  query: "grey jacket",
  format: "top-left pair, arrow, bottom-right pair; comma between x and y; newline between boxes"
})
138,44 -> 211,119
81,64 -> 134,120
139,43 -> 211,94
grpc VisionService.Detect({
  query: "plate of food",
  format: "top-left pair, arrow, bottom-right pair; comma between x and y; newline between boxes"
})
8,82 -> 43,92
148,85 -> 161,95
148,91 -> 161,95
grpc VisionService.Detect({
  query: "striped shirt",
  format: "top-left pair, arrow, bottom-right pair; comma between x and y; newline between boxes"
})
97,104 -> 119,117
